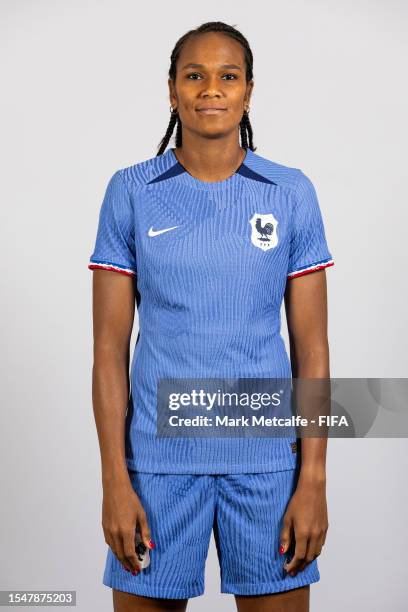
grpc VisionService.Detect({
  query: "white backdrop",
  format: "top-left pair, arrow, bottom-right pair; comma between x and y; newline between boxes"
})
1,0 -> 407,610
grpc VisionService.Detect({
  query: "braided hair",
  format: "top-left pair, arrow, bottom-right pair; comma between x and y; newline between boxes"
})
157,21 -> 256,156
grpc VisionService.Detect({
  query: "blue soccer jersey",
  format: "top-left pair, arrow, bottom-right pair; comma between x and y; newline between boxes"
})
88,147 -> 334,473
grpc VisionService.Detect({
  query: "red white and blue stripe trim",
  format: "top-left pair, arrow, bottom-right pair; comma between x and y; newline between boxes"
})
287,257 -> 334,279
88,259 -> 136,277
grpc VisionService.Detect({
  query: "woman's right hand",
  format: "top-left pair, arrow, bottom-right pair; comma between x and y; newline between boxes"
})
102,474 -> 154,575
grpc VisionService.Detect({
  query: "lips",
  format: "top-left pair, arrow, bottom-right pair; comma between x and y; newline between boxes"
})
196,107 -> 227,115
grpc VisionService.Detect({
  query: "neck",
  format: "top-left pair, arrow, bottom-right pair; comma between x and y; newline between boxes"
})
173,134 -> 246,182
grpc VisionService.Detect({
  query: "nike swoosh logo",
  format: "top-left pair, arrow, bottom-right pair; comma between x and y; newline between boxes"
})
148,225 -> 179,237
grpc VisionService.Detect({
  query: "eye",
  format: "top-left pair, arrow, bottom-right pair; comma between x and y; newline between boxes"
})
185,72 -> 238,80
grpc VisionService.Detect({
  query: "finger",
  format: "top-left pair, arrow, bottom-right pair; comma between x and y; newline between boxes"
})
114,530 -> 140,575
279,515 -> 292,556
313,532 -> 326,558
111,531 -> 133,573
137,510 -> 154,550
295,536 -> 314,574
284,533 -> 307,574
292,531 -> 324,575
122,529 -> 142,574
307,531 -> 323,561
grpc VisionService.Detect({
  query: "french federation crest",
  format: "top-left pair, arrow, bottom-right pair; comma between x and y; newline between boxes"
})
249,213 -> 279,251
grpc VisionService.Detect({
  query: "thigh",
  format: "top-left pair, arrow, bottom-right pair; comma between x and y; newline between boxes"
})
113,589 -> 188,612
235,584 -> 309,612
103,472 -> 215,600
214,469 -> 320,597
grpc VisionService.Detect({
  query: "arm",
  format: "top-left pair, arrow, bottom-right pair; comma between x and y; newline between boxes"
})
92,269 -> 135,487
284,268 -> 330,481
280,269 -> 330,576
91,269 -> 153,574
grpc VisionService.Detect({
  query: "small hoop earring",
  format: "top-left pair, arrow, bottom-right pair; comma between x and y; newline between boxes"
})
170,105 -> 178,115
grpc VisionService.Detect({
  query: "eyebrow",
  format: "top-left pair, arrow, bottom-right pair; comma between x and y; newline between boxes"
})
181,63 -> 242,70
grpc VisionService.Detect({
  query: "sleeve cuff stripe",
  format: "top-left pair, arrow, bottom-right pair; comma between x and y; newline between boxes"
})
88,260 -> 136,277
287,258 -> 334,278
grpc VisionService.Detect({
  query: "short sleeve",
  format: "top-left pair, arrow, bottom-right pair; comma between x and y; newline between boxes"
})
88,170 -> 136,277
287,171 -> 334,279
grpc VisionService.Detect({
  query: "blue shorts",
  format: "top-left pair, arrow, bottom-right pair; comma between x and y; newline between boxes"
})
103,467 -> 320,599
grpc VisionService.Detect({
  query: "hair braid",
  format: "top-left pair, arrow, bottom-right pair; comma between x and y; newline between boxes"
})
157,110 -> 179,156
175,112 -> 183,148
156,21 -> 257,155
240,111 -> 249,149
240,110 -> 255,150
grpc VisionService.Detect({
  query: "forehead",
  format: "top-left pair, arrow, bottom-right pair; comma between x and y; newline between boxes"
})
177,32 -> 245,67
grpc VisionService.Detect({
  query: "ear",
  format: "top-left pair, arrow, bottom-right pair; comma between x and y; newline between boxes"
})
245,80 -> 254,105
168,79 -> 177,109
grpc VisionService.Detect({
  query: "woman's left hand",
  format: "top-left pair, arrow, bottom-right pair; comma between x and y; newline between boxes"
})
279,470 -> 329,577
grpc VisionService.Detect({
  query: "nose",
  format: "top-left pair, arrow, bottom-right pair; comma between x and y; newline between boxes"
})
200,74 -> 223,98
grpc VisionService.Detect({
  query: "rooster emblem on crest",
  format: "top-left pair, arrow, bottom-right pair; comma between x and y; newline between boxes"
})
255,217 -> 274,241
249,212 -> 279,251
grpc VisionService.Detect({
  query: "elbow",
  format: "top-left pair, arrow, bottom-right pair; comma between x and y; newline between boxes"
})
291,342 -> 331,377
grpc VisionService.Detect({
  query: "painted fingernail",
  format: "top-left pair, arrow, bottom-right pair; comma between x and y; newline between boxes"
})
279,545 -> 285,555
149,539 -> 155,549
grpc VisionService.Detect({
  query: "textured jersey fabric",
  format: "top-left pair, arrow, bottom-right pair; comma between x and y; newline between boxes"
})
103,468 -> 320,597
88,147 -> 334,473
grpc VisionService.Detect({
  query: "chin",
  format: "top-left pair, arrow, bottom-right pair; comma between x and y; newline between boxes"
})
200,129 -> 231,140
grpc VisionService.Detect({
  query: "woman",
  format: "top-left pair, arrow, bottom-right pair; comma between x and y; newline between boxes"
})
88,21 -> 334,612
